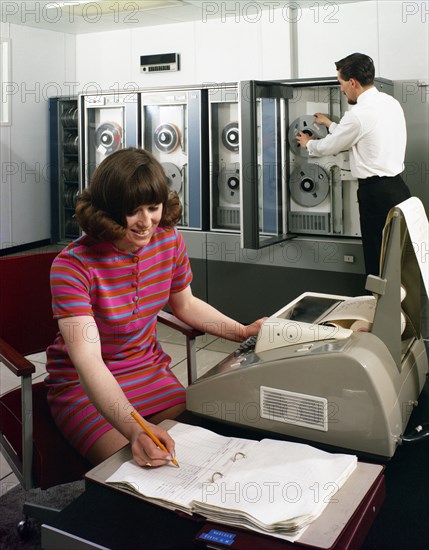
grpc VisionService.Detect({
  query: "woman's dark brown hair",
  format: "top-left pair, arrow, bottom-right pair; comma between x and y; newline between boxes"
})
75,148 -> 182,241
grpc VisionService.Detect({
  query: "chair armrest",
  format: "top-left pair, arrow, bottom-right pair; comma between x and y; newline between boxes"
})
157,310 -> 204,338
0,337 -> 35,377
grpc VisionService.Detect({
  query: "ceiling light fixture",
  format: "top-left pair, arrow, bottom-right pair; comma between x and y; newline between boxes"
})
45,0 -> 185,11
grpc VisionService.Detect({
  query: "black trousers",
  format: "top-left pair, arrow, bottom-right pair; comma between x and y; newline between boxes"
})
357,174 -> 411,277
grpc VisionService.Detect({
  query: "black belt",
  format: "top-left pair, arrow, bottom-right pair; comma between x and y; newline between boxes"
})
358,174 -> 400,186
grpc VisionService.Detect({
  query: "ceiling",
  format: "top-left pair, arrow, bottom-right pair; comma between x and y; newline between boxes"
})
2,0 -> 370,34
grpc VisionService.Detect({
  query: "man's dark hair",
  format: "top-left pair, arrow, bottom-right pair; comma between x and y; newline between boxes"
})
335,53 -> 375,86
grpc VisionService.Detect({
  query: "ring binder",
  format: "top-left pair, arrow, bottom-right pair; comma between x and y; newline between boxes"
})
232,452 -> 246,462
211,472 -> 224,482
105,421 -> 358,541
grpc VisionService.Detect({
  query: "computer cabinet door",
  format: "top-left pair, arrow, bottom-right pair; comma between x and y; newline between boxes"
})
140,87 -> 209,230
239,80 -> 293,250
80,92 -> 139,187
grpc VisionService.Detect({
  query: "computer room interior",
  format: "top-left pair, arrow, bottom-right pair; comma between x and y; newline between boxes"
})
1,0 -> 428,499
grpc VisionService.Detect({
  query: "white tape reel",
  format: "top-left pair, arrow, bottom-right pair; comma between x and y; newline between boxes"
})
154,123 -> 181,153
288,115 -> 328,157
289,162 -> 330,207
162,162 -> 182,194
95,122 -> 123,155
218,163 -> 240,205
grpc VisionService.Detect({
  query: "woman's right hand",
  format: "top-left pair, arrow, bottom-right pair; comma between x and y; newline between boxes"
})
130,422 -> 176,468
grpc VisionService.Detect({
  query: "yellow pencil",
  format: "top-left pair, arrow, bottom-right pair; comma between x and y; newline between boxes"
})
130,410 -> 179,467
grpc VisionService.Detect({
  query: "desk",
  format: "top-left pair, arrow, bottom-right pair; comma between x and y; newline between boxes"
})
41,380 -> 429,550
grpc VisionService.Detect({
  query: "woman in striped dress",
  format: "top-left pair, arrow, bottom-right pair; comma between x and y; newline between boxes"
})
46,148 -> 264,468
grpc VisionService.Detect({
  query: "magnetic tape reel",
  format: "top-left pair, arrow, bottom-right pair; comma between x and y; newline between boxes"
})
154,123 -> 181,153
162,162 -> 182,194
218,163 -> 240,205
95,122 -> 123,155
288,115 -> 328,157
222,122 -> 239,152
289,162 -> 330,207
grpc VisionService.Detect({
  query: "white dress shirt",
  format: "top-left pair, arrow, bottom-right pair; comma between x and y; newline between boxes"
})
306,87 -> 407,179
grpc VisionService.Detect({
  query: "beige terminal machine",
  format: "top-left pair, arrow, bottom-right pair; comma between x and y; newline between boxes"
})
187,199 -> 429,458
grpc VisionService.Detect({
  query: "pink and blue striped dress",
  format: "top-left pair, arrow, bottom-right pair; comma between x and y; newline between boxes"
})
45,227 -> 192,457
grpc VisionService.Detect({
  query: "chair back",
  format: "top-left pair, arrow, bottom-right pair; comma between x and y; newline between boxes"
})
0,252 -> 59,355
0,251 -> 90,489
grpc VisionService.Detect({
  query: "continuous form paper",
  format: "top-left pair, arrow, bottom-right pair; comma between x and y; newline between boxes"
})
105,422 -> 357,542
384,197 -> 429,298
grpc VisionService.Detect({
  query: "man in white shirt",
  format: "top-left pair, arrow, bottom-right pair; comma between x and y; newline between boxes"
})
296,52 -> 411,277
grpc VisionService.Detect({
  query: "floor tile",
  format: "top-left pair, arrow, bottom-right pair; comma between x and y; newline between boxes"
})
160,342 -> 188,368
0,451 -> 12,480
1,360 -> 47,396
0,472 -> 19,497
26,351 -> 47,364
171,349 -> 228,388
156,321 -> 218,349
204,338 -> 238,354
0,365 -> 21,395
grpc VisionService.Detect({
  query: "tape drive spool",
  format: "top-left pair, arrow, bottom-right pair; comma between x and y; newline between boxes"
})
289,162 -> 330,207
218,163 -> 240,205
288,115 -> 328,157
154,123 -> 181,153
222,122 -> 239,152
162,162 -> 182,194
95,122 -> 123,155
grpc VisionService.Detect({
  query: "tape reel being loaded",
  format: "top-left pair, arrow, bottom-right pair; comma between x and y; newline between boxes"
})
154,123 -> 181,153
218,163 -> 240,205
222,122 -> 239,152
289,162 -> 330,207
95,122 -> 123,155
288,115 -> 328,157
162,162 -> 182,195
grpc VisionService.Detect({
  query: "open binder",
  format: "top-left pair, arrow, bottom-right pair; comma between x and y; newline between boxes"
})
100,421 -> 358,542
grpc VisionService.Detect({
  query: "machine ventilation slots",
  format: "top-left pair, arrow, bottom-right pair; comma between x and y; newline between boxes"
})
260,386 -> 328,432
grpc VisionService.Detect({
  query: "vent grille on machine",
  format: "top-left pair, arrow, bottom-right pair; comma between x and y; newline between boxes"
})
289,211 -> 330,234
260,386 -> 328,431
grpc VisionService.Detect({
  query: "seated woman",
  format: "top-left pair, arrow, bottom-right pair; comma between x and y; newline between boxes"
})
45,147 -> 265,469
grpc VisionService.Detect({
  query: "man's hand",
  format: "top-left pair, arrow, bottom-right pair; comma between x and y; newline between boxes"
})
313,113 -> 332,128
296,131 -> 315,150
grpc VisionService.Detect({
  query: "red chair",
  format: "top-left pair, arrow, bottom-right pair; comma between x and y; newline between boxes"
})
0,251 -> 202,534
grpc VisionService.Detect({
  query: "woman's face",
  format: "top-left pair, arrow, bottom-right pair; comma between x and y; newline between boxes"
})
115,203 -> 163,252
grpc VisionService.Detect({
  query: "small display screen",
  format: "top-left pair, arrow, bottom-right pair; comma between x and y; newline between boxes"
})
286,296 -> 340,323
140,53 -> 177,65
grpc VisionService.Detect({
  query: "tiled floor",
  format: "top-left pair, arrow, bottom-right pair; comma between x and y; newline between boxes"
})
0,323 -> 237,497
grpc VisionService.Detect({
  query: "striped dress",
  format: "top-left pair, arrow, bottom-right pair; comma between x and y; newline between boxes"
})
45,227 -> 192,457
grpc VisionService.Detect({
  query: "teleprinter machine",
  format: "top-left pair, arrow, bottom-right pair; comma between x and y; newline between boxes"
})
187,200 -> 429,458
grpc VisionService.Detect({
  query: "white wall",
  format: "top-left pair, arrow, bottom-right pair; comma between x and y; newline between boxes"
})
0,23 -> 76,250
296,0 -> 429,80
75,1 -> 428,87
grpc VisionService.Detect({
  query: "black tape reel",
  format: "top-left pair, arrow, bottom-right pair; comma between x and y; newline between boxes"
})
218,163 -> 240,205
154,123 -> 181,153
288,115 -> 328,157
162,162 -> 182,194
289,162 -> 330,207
95,122 -> 123,155
222,122 -> 239,152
